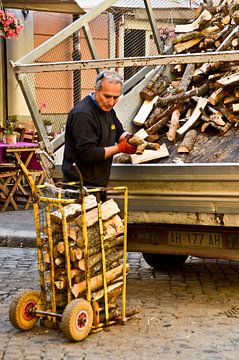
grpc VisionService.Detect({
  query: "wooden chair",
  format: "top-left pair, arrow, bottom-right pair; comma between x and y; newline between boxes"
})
15,127 -> 26,142
0,165 -> 19,211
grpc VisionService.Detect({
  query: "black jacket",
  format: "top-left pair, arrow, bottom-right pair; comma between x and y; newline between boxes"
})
62,95 -> 124,187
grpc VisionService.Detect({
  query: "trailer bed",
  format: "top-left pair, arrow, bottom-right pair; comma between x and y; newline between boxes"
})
157,126 -> 239,164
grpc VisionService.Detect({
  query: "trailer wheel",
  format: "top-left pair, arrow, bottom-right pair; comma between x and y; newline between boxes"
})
142,253 -> 188,270
9,290 -> 42,331
61,299 -> 93,341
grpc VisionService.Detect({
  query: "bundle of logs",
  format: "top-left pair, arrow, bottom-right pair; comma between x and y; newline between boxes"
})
117,0 -> 239,163
42,194 -> 129,323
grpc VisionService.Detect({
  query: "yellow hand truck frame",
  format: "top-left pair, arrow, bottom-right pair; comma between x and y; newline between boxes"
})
9,179 -> 130,342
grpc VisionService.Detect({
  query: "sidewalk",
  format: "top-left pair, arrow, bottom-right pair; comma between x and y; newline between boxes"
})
0,209 -> 36,247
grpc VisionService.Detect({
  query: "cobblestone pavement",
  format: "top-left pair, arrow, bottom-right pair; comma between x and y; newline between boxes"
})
1,248 -> 239,360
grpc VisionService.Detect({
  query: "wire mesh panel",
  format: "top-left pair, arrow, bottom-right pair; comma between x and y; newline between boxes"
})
17,0 -> 198,135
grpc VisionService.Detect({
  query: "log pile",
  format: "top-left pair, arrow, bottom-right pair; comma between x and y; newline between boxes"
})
41,195 -> 129,322
116,0 -> 239,164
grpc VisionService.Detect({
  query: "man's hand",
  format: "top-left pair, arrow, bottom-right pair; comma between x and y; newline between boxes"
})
117,138 -> 136,154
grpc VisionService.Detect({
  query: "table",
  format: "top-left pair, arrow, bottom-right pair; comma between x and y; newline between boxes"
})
0,142 -> 44,211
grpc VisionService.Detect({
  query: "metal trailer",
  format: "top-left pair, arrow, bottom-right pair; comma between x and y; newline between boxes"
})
9,0 -> 239,269
9,181 -> 130,341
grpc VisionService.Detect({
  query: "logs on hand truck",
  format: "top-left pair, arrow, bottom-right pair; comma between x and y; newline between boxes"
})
42,196 -> 129,323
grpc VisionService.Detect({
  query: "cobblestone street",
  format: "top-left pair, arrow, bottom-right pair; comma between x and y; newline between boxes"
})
0,248 -> 239,360
1,247 -> 239,359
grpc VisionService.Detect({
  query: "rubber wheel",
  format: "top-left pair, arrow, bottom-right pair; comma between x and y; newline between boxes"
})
61,299 -> 93,341
142,253 -> 188,270
9,290 -> 42,331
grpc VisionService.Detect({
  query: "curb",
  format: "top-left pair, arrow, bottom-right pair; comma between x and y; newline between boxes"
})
0,231 -> 37,248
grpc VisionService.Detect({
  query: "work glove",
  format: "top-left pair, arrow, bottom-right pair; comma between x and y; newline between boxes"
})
117,137 -> 136,154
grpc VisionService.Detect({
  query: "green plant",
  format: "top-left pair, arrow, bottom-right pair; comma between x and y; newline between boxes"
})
5,116 -> 17,135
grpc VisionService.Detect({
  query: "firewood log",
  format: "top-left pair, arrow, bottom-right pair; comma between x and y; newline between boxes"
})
174,37 -> 203,53
92,281 -> 123,301
175,9 -> 212,33
139,73 -> 169,101
176,97 -> 208,136
208,87 -> 228,105
167,109 -> 181,141
50,195 -> 97,224
71,263 -> 130,298
156,83 -> 208,107
127,135 -> 160,155
178,130 -> 198,153
223,95 -> 238,104
75,199 -> 120,228
130,144 -> 169,164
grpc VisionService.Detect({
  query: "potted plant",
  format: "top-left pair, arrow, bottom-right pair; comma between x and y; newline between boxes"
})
43,119 -> 53,135
5,116 -> 17,144
0,10 -> 24,39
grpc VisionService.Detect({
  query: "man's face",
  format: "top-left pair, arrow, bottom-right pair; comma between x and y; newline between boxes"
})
94,79 -> 122,112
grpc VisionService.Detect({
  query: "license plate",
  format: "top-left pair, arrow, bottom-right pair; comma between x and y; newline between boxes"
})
168,231 -> 223,248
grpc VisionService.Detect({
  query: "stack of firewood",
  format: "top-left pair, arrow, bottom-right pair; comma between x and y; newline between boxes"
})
116,0 -> 239,163
41,194 -> 128,321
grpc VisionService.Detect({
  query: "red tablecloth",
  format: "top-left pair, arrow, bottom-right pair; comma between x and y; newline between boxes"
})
0,141 -> 41,170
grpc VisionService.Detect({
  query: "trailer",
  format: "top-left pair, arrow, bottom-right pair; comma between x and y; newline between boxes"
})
10,0 -> 239,269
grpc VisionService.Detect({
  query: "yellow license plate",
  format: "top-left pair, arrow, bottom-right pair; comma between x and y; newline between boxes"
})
168,231 -> 223,248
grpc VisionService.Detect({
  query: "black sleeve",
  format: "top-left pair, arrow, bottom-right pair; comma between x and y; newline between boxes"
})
70,111 -> 105,164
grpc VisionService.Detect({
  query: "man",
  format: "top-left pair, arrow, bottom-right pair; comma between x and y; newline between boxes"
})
62,70 -> 136,187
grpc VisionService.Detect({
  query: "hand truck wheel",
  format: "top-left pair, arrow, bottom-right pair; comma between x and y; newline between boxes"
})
9,290 -> 42,331
61,298 -> 93,341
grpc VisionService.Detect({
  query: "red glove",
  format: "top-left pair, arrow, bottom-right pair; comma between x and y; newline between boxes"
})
117,138 -> 136,154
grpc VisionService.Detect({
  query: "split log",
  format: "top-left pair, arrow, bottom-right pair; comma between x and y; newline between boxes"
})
144,105 -> 174,129
178,64 -> 195,91
133,96 -> 159,126
178,130 -> 198,153
232,103 -> 239,112
57,242 -> 65,255
133,128 -> 149,140
78,249 -> 123,273
71,263 -> 130,298
50,195 -> 97,224
128,135 -> 160,155
92,281 -> 123,301
208,87 -> 228,105
175,9 -> 212,33
103,214 -> 124,240
177,97 -> 208,136
174,37 -> 203,53
75,199 -> 120,228
130,143 -> 169,164
69,246 -> 84,262
75,235 -> 124,260
217,72 -> 239,87
167,109 -> 181,141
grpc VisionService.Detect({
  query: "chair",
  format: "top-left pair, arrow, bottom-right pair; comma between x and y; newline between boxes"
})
15,127 -> 26,142
0,165 -> 19,211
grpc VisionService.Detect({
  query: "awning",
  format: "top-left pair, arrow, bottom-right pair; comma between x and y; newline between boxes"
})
2,0 -> 85,14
